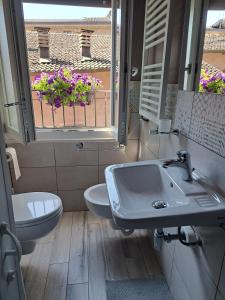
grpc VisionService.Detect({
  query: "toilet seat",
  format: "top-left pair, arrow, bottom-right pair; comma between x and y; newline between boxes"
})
12,192 -> 63,228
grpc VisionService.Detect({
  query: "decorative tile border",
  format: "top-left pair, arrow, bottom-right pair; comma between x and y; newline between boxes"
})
175,91 -> 225,158
174,90 -> 194,136
165,84 -> 179,121
129,81 -> 141,113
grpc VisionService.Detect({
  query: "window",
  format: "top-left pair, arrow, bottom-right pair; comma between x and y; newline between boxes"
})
0,0 -> 132,144
199,10 -> 225,94
182,0 -> 225,94
0,0 -> 35,142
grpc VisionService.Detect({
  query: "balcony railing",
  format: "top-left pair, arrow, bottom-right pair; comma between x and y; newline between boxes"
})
33,90 -> 111,129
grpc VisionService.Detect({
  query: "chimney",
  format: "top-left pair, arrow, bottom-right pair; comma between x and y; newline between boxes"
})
79,29 -> 94,60
35,27 -> 50,62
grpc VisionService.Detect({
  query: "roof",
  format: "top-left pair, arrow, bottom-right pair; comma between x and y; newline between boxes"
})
25,17 -> 111,24
204,31 -> 225,52
26,31 -> 111,72
211,19 -> 225,29
201,61 -> 221,76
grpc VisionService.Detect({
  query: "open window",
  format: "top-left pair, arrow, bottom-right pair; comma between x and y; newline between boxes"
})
0,0 -> 132,144
0,0 -> 35,143
181,0 -> 225,94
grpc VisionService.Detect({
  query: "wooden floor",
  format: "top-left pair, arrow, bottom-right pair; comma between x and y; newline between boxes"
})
21,212 -> 162,300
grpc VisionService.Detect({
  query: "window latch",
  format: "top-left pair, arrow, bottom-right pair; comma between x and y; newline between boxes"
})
4,101 -> 20,108
184,63 -> 192,74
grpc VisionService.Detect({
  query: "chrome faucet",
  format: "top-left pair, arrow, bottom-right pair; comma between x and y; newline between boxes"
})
162,150 -> 193,182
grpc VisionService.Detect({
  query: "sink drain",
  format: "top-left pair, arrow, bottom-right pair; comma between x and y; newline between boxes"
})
152,200 -> 167,209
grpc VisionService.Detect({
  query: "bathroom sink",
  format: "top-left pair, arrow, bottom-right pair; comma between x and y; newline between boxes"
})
105,160 -> 225,229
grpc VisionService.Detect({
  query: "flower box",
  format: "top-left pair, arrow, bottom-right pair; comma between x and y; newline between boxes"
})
32,68 -> 102,109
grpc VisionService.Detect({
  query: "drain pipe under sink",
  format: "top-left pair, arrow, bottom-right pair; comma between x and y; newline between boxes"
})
153,226 -> 202,251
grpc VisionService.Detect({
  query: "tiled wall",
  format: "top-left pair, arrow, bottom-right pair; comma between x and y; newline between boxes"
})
174,91 -> 225,157
9,81 -> 141,211
10,139 -> 138,211
139,91 -> 225,300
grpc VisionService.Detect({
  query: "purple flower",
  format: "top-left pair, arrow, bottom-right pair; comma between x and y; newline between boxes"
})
54,96 -> 61,108
34,75 -> 41,81
80,102 -> 85,107
47,77 -> 54,84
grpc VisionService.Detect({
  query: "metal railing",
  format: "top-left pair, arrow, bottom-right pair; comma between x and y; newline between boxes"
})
32,90 -> 111,129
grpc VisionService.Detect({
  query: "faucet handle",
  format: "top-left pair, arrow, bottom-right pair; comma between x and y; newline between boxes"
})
177,150 -> 188,157
176,150 -> 190,162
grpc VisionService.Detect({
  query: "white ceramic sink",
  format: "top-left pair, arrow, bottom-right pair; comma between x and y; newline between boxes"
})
105,160 -> 225,229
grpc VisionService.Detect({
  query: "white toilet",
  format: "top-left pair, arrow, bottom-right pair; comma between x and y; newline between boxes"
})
84,183 -> 112,219
12,192 -> 63,255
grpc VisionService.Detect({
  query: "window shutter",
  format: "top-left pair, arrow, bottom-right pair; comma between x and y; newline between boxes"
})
0,0 -> 35,143
139,0 -> 172,124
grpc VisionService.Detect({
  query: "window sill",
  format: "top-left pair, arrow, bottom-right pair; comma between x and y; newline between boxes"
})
35,128 -> 117,142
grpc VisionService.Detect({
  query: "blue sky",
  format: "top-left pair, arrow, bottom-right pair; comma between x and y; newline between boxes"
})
23,3 -> 110,19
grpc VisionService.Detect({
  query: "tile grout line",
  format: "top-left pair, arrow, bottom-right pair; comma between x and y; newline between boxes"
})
214,250 -> 225,300
66,212 -> 76,300
52,143 -> 59,196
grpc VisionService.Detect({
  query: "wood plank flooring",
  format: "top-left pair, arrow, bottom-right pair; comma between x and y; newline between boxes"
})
21,212 -> 162,300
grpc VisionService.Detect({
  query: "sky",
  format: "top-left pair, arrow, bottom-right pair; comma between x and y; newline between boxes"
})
23,3 -> 110,20
23,3 -> 225,27
207,10 -> 225,26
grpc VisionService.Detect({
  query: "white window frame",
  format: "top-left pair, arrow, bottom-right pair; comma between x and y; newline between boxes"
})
0,0 -> 132,144
0,0 -> 35,143
181,0 -> 209,91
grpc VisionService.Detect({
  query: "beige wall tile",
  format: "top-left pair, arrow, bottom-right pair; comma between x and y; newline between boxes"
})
140,120 -> 159,157
56,166 -> 98,190
128,113 -> 140,140
10,142 -> 54,167
99,140 -> 138,165
58,190 -> 87,211
12,167 -> 57,193
98,141 -> 119,150
54,143 -> 98,166
98,165 -> 109,183
173,239 -> 217,300
138,143 -> 157,161
218,254 -> 225,298
170,263 -> 192,300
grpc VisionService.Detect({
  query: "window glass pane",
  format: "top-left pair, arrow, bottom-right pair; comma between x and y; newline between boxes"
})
198,10 -> 225,94
0,1 -> 20,132
22,2 -> 112,130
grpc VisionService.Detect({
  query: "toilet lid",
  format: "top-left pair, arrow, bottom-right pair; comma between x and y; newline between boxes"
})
12,192 -> 62,225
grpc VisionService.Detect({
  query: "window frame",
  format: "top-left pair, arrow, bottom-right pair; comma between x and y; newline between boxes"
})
180,0 -> 209,92
0,0 -> 132,143
0,0 -> 35,143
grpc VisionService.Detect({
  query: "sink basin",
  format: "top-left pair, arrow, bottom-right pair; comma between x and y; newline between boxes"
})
105,160 -> 225,229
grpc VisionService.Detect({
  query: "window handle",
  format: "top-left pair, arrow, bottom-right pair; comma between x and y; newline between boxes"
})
4,102 -> 20,108
184,63 -> 192,74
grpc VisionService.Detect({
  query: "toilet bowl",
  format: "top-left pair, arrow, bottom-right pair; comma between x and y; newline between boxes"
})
12,192 -> 63,255
84,184 -> 112,219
